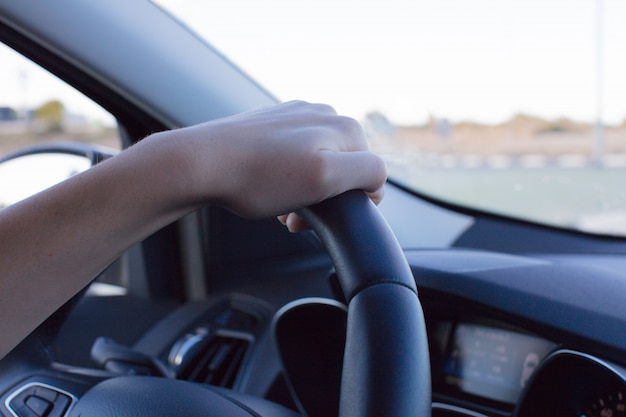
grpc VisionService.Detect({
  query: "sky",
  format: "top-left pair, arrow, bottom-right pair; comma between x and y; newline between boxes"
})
1,0 -> 625,126
154,0 -> 626,125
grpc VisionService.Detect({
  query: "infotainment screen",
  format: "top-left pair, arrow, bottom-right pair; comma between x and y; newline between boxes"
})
443,323 -> 556,403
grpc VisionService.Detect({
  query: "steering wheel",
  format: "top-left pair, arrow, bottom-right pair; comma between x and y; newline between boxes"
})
61,191 -> 431,416
298,190 -> 431,417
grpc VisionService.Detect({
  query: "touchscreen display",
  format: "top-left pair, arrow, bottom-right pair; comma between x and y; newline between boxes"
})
443,323 -> 555,403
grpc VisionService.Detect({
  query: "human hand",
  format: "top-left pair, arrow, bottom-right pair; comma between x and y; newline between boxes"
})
0,100 -> 384,359
161,100 -> 386,231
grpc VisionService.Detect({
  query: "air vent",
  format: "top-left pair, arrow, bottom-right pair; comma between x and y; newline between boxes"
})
177,332 -> 251,388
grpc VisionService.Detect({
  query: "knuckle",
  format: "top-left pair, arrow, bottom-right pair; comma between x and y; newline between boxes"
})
287,99 -> 308,107
335,116 -> 367,147
312,102 -> 337,115
307,153 -> 335,198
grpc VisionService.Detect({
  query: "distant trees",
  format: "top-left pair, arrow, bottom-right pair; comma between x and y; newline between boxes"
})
35,100 -> 65,132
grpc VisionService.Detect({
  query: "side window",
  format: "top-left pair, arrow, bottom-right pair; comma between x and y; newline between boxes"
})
0,43 -> 120,157
0,42 -> 127,294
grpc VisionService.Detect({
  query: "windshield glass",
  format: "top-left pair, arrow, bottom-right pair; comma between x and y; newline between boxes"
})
155,0 -> 626,237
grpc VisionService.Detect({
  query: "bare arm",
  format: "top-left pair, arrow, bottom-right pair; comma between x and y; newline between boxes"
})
0,101 -> 386,358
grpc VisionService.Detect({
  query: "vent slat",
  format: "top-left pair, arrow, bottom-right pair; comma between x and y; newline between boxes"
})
178,334 -> 249,389
207,343 -> 232,372
218,339 -> 247,387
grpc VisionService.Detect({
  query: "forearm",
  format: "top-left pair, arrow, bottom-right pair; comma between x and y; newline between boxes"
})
0,101 -> 386,358
0,132 -> 198,357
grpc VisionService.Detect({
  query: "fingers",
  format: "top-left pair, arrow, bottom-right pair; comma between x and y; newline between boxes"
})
277,150 -> 387,233
273,103 -> 387,233
203,100 -> 387,227
279,101 -> 369,152
316,149 -> 387,199
310,107 -> 387,201
277,213 -> 310,233
277,178 -> 385,234
318,115 -> 370,153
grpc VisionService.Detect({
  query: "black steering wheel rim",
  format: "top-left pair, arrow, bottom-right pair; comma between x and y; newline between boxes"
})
298,190 -> 431,417
59,190 -> 430,417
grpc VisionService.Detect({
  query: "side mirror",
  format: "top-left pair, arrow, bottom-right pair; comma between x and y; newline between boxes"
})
0,143 -> 116,208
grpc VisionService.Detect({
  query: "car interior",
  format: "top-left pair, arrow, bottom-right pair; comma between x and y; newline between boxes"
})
1,1 -> 626,417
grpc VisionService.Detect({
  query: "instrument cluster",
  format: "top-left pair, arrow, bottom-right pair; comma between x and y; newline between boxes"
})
515,350 -> 626,417
428,318 -> 626,417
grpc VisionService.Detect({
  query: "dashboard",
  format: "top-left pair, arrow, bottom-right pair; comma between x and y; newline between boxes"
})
410,248 -> 626,417
427,316 -> 626,417
107,290 -> 626,417
2,247 -> 626,417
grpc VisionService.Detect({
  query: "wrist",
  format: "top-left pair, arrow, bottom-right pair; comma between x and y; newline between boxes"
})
137,126 -> 229,213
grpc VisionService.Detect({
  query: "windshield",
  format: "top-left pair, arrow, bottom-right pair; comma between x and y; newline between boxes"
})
155,0 -> 626,237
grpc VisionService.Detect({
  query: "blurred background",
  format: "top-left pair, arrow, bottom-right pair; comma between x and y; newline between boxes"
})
2,0 -> 626,234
